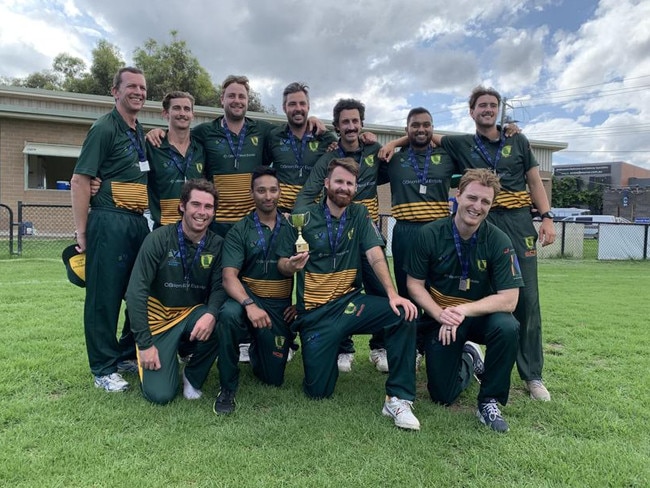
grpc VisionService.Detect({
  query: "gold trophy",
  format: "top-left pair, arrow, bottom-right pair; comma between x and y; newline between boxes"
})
287,212 -> 311,253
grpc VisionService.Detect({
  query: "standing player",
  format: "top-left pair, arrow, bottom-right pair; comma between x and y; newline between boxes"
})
277,158 -> 421,431
429,86 -> 554,401
380,107 -> 456,369
70,67 -> 150,392
214,167 -> 295,414
295,99 -> 388,373
147,91 -> 206,228
406,169 -> 521,432
267,82 -> 337,212
126,179 -> 224,406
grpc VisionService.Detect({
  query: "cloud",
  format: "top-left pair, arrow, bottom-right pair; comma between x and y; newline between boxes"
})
1,0 -> 649,167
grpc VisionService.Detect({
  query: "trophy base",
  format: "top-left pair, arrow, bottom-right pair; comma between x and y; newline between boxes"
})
295,242 -> 310,253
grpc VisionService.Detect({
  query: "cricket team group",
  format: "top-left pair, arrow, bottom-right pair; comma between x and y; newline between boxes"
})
70,66 -> 556,433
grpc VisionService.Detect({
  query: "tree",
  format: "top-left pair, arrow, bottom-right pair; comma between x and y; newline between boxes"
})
133,31 -> 218,106
85,40 -> 125,96
17,70 -> 61,90
552,176 -> 603,214
52,53 -> 86,91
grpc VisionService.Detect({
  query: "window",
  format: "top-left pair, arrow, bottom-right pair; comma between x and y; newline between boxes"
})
23,143 -> 80,190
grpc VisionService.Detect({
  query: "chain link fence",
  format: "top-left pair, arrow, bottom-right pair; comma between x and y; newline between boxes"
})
377,214 -> 650,260
0,202 -> 73,259
2,205 -> 649,260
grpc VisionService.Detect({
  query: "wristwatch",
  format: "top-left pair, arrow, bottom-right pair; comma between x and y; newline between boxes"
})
541,211 -> 555,220
241,298 -> 255,307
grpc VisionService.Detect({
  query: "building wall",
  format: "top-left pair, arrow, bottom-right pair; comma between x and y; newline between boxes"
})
0,119 -> 88,212
603,187 -> 650,221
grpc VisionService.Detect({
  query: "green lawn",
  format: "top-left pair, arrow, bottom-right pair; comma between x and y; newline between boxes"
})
0,258 -> 648,487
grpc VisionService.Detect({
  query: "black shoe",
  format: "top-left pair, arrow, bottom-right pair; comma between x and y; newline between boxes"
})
213,389 -> 236,415
462,341 -> 485,383
477,399 -> 509,433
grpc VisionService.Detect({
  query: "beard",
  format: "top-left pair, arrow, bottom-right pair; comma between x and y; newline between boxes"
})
326,189 -> 353,208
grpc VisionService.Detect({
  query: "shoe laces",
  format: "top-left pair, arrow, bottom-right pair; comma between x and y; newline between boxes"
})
481,400 -> 501,421
528,380 -> 544,388
391,397 -> 414,414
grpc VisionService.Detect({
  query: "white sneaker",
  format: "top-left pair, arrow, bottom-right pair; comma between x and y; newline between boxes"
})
287,348 -> 296,363
382,396 -> 420,431
526,380 -> 551,401
94,372 -> 129,392
415,352 -> 424,372
337,353 -> 354,373
239,343 -> 251,363
182,369 -> 203,400
369,348 -> 389,373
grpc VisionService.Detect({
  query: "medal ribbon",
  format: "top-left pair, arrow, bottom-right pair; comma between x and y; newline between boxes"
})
125,126 -> 147,162
451,219 -> 477,283
473,133 -> 506,173
407,145 -> 433,185
324,203 -> 347,268
177,222 -> 206,284
223,119 -> 247,169
253,211 -> 282,268
168,146 -> 194,180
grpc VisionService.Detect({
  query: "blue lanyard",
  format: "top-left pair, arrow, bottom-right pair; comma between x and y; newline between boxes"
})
168,146 -> 194,181
451,219 -> 477,290
473,133 -> 506,173
324,204 -> 347,269
288,129 -> 310,176
177,222 -> 206,284
125,126 -> 146,162
407,146 -> 433,185
223,119 -> 247,169
253,211 -> 282,274
337,144 -> 362,165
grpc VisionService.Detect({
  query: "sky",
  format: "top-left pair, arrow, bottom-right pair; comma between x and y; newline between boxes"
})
1,0 -> 649,173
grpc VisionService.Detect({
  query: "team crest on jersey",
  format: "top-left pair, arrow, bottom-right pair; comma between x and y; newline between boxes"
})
200,254 -> 214,268
347,228 -> 355,240
344,302 -> 357,315
430,154 -> 442,165
501,145 -> 512,158
524,236 -> 535,250
251,136 -> 259,146
364,155 -> 375,167
274,336 -> 286,349
477,259 -> 487,271
309,141 -> 319,152
196,163 -> 203,173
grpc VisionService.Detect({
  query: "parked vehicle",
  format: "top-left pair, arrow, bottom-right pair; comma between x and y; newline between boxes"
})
561,215 -> 631,238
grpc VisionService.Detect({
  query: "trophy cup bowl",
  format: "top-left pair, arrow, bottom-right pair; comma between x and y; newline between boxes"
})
287,212 -> 310,253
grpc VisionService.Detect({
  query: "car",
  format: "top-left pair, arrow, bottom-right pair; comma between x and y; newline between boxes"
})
561,215 -> 631,239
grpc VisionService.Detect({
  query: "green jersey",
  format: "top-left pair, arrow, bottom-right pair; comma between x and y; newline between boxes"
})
405,217 -> 523,307
267,124 -> 337,211
192,116 -> 275,224
380,145 -> 456,222
276,201 -> 384,311
295,141 -> 383,221
74,107 -> 148,213
147,135 -> 206,226
125,223 -> 225,349
222,210 -> 293,299
440,133 -> 538,209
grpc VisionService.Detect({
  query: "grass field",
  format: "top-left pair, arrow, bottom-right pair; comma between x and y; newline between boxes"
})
1,257 -> 648,487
